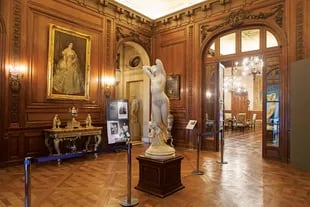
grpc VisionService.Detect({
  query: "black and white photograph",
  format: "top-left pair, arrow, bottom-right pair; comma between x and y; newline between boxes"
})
118,120 -> 130,139
107,121 -> 121,143
118,101 -> 128,119
107,100 -> 119,120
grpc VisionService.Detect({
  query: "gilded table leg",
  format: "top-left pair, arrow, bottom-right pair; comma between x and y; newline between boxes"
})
44,133 -> 53,155
94,134 -> 102,158
85,136 -> 91,152
53,139 -> 61,164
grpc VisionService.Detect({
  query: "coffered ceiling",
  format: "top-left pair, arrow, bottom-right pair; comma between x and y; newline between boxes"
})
113,0 -> 206,20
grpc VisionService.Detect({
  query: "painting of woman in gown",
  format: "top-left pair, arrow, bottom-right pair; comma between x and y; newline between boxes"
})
53,42 -> 84,94
47,24 -> 91,100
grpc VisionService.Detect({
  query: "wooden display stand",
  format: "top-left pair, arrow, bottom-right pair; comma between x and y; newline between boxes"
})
135,155 -> 184,198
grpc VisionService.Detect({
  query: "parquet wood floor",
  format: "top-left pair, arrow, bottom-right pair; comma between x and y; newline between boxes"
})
1,126 -> 310,207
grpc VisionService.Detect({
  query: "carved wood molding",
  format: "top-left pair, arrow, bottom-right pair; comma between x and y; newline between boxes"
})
200,4 -> 284,43
155,0 -> 218,27
116,26 -> 151,53
10,0 -> 22,126
296,0 -> 304,60
188,25 -> 194,119
67,0 -> 152,28
68,0 -> 227,30
106,19 -> 112,68
12,0 -> 21,61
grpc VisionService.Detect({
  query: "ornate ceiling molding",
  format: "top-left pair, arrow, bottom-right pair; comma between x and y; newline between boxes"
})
66,0 -> 152,28
200,3 -> 284,43
97,0 -> 151,25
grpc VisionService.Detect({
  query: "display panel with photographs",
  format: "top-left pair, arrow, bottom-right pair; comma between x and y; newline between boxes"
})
106,99 -> 130,144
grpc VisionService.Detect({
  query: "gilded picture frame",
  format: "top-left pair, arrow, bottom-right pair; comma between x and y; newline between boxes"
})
165,74 -> 180,100
47,24 -> 91,100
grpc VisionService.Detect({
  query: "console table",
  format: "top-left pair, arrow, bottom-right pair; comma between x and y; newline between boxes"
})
44,127 -> 102,157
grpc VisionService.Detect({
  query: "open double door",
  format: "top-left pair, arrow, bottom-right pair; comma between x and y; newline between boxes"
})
202,59 -> 287,161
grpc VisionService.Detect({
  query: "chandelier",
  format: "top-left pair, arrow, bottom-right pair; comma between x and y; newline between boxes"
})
242,56 -> 264,80
224,76 -> 247,94
223,61 -> 247,94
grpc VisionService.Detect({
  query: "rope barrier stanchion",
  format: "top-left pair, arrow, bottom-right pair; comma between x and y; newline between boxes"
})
192,133 -> 204,175
217,129 -> 228,164
119,139 -> 139,207
24,157 -> 32,207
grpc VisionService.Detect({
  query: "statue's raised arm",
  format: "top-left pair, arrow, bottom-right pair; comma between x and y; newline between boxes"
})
143,65 -> 153,78
143,59 -> 166,78
155,59 -> 166,77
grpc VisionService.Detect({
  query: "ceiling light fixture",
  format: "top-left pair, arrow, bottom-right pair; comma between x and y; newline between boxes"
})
242,56 -> 264,80
224,61 -> 247,94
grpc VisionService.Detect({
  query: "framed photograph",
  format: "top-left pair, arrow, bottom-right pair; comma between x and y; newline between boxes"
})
47,24 -> 91,100
118,101 -> 129,119
166,74 -> 180,100
107,121 -> 120,143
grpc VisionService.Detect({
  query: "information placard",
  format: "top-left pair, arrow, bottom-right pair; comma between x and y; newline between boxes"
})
186,120 -> 197,130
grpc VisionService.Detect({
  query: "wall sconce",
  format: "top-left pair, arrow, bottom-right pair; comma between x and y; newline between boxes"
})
102,76 -> 116,97
206,90 -> 212,99
7,64 -> 25,92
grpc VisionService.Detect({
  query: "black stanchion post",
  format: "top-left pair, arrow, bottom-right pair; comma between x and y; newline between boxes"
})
192,133 -> 204,175
119,139 -> 139,207
217,129 -> 228,164
189,129 -> 194,150
24,157 -> 32,207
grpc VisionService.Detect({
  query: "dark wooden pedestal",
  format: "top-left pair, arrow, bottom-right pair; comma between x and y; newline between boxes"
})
135,155 -> 184,198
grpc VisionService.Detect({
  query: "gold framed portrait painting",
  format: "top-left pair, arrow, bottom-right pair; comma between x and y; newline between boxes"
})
47,24 -> 91,100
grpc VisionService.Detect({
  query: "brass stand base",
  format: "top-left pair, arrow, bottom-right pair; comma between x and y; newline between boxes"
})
216,160 -> 228,164
119,197 -> 139,207
192,170 -> 204,175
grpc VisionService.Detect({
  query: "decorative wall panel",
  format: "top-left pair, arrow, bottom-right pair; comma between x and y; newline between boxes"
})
296,0 -> 304,60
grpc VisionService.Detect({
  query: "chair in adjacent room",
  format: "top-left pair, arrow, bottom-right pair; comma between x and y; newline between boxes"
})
247,113 -> 257,131
234,112 -> 248,132
223,112 -> 233,130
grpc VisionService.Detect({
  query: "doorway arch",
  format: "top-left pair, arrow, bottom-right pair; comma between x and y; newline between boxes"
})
200,23 -> 288,161
115,41 -> 151,143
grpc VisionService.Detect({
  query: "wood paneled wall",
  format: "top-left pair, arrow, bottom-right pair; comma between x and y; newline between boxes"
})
154,28 -> 188,147
0,0 -> 152,165
152,0 -> 288,147
1,0 -> 310,164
